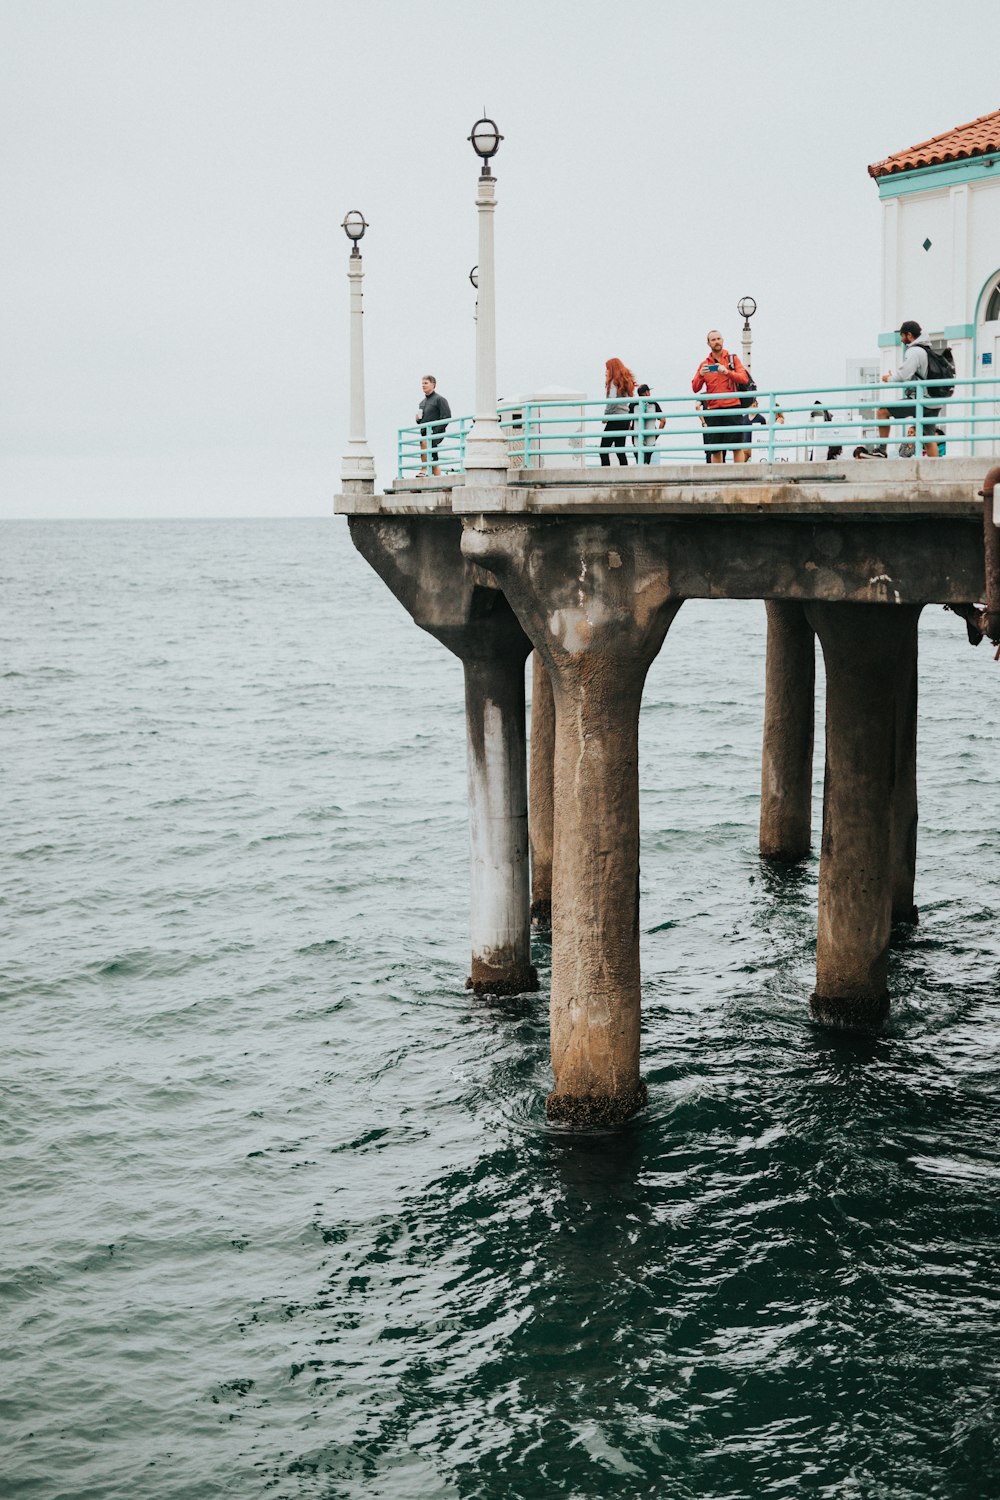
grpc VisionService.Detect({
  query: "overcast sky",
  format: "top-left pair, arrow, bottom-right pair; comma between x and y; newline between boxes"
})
2,0 -> 997,517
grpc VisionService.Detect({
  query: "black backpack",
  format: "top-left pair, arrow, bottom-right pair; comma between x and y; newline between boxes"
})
729,354 -> 758,409
923,344 -> 955,399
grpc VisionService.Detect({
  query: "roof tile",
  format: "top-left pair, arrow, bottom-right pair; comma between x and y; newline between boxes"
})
868,107 -> 1000,178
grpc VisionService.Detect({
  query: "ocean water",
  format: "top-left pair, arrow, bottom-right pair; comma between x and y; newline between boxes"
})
3,516 -> 1000,1500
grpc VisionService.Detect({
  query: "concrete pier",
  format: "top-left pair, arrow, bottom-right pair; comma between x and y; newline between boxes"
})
348,516 -> 536,995
759,600 -> 815,862
805,601 -> 924,1030
463,519 -> 682,1125
340,456 -> 991,1101
528,652 -> 554,928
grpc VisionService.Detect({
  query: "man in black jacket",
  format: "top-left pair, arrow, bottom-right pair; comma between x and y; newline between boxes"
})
416,375 -> 451,476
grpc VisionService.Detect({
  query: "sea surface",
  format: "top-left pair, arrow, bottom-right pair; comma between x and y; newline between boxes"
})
3,517 -> 1000,1500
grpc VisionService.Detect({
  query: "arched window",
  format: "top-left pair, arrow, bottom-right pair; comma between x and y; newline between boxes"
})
985,278 -> 1000,324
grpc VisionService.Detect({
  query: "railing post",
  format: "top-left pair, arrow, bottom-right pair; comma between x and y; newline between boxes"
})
768,390 -> 776,462
916,382 -> 924,457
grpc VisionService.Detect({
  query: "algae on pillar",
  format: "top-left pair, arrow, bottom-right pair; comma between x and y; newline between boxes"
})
464,517 -> 682,1125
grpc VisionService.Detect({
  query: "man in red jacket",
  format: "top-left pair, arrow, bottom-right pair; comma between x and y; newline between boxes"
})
691,329 -> 750,464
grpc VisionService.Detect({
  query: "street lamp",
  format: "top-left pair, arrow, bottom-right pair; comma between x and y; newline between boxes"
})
342,210 -> 367,255
469,116 -> 503,176
340,210 -> 375,486
737,295 -> 757,373
464,118 -> 506,479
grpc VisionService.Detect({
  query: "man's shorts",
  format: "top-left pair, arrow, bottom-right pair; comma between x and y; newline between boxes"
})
703,408 -> 745,449
883,401 -> 940,437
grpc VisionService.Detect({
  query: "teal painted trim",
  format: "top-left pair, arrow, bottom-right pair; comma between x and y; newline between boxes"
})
876,154 -> 1000,199
944,324 -> 974,340
878,332 -> 901,348
972,267 -> 1000,373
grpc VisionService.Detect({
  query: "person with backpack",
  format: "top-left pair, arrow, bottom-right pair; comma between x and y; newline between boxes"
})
861,320 -> 952,458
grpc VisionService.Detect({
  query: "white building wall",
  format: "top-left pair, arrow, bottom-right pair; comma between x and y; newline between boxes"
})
887,188 -> 952,336
879,163 -> 1000,384
968,178 -> 1000,327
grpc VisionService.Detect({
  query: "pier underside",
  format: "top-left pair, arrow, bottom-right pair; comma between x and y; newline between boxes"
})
341,458 -> 994,1123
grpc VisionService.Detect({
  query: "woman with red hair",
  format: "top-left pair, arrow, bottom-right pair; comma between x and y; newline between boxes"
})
600,357 -> 636,465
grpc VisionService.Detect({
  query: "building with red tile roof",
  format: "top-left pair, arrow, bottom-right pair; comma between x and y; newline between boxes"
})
869,108 -> 1000,179
868,109 -> 1000,393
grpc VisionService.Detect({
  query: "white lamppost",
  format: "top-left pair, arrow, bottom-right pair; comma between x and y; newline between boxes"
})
341,210 -> 375,487
464,117 -> 507,476
738,295 -> 757,373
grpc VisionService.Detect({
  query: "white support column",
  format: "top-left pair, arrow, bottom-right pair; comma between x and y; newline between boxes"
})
464,172 -> 508,478
950,184 -> 969,329
881,198 -> 899,353
741,323 -> 752,374
341,248 -> 376,487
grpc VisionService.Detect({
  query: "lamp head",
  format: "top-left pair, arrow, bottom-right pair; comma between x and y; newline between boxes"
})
737,295 -> 757,326
342,210 -> 368,256
469,116 -> 502,176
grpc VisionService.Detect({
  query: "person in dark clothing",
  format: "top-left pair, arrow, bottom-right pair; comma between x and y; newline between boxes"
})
416,375 -> 451,476
631,384 -> 666,464
809,402 -> 842,461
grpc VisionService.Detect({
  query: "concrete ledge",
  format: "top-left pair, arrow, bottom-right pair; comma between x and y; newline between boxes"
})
336,457 -> 993,518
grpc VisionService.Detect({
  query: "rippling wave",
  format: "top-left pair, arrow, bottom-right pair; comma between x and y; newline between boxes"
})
3,519 -> 1000,1499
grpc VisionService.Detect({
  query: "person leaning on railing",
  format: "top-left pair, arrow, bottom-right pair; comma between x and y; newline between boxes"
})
415,374 -> 451,477
600,357 -> 636,466
691,329 -> 750,464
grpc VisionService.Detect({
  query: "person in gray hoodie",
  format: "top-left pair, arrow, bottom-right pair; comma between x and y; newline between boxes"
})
416,375 -> 452,476
867,320 -> 939,457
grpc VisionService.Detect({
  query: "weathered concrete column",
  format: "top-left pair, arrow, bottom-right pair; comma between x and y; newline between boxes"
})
349,516 -> 536,995
759,599 -> 815,861
463,517 -> 682,1124
464,647 -> 536,995
528,651 -> 554,928
803,601 -> 923,1030
890,611 -> 921,925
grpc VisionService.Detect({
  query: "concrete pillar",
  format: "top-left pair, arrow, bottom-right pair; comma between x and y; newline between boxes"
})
803,601 -> 923,1031
890,611 -> 921,925
464,648 -> 536,995
348,516 -> 536,995
759,599 -> 815,861
463,518 -> 682,1124
528,651 -> 554,928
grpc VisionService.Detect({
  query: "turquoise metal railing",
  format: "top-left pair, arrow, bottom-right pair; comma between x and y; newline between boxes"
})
396,414 -> 473,477
396,378 -> 1000,476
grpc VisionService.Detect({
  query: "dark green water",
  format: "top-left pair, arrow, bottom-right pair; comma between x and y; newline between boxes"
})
3,519 -> 1000,1499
